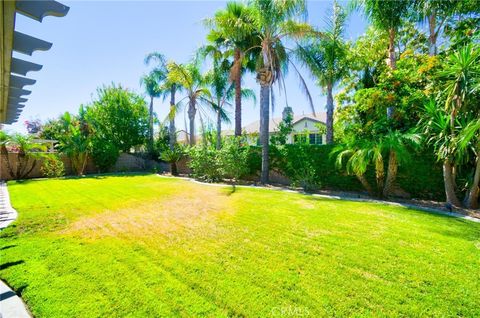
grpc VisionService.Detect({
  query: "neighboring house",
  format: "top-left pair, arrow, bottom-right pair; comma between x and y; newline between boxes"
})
177,108 -> 327,145
228,107 -> 327,145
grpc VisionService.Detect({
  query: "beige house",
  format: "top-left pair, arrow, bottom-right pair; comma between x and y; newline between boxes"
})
234,108 -> 327,145
177,108 -> 327,145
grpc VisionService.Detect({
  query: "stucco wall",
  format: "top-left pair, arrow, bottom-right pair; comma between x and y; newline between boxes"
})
0,152 -> 166,180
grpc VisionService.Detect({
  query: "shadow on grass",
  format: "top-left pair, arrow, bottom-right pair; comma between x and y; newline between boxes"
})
0,260 -> 24,271
10,171 -> 153,185
0,245 -> 16,251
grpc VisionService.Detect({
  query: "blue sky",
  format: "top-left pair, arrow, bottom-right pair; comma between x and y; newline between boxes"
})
7,0 -> 367,134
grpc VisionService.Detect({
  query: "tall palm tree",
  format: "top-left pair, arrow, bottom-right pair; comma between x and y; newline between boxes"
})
200,42 -> 257,149
167,58 -> 211,146
205,1 -> 258,137
412,0 -> 459,56
140,72 -> 161,153
145,52 -> 178,150
249,0 -> 315,184
296,0 -> 348,144
200,43 -> 232,149
354,0 -> 413,71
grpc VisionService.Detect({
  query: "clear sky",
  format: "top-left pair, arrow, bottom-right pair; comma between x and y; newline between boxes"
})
7,0 -> 367,134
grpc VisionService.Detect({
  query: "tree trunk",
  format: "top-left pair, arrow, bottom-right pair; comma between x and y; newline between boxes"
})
169,84 -> 176,150
356,173 -> 374,196
260,84 -> 270,184
387,28 -> 397,119
170,162 -> 178,176
234,48 -> 242,137
326,83 -> 334,144
388,28 -> 396,70
148,96 -> 154,154
216,106 -> 222,150
428,12 -> 437,56
375,154 -> 385,197
465,155 -> 480,209
383,150 -> 398,197
188,98 -> 196,146
443,160 -> 461,207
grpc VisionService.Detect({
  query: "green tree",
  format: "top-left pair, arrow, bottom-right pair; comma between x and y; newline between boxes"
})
205,1 -> 259,137
296,0 -> 348,144
85,84 -> 149,152
249,0 -> 315,184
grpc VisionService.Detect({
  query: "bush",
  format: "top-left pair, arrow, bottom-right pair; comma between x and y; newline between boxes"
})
217,138 -> 249,182
41,154 -> 65,178
283,145 -> 320,192
188,145 -> 221,182
91,141 -> 120,172
188,138 -> 250,183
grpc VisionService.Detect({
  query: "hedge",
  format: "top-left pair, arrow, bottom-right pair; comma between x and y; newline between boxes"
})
247,144 -> 445,200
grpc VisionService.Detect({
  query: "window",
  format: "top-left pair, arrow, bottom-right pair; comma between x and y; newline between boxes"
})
309,133 -> 322,145
293,134 -> 307,144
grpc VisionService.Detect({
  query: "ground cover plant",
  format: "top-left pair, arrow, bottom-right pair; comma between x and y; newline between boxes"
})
1,175 -> 479,317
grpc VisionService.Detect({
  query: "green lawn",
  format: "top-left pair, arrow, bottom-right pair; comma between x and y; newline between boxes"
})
1,174 -> 479,317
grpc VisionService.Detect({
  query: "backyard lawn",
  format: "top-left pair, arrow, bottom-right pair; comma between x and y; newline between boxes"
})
0,174 -> 479,317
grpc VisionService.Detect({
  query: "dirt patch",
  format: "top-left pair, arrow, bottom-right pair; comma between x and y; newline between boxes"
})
62,185 -> 231,240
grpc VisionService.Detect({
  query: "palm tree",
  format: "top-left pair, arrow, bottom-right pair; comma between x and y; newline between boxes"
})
57,112 -> 92,176
140,72 -> 161,153
205,1 -> 258,137
434,44 -> 480,206
412,0 -> 459,56
381,130 -> 421,197
145,52 -> 179,150
458,118 -> 480,209
249,0 -> 316,184
296,0 -> 348,144
167,58 -> 211,146
5,134 -> 46,179
200,43 -> 256,149
421,100 -> 462,206
334,140 -> 376,196
334,130 -> 420,197
437,44 -> 480,127
354,0 -> 413,71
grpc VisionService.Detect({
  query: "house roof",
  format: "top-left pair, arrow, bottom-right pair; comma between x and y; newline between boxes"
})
1,0 -> 69,125
240,112 -> 326,134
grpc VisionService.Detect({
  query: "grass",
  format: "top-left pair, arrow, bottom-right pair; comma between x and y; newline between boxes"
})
1,174 -> 479,317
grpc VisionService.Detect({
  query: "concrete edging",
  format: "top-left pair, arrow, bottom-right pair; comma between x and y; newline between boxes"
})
157,174 -> 480,224
0,181 -> 32,318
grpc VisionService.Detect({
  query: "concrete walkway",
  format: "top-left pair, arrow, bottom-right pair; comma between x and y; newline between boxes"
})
0,181 -> 31,318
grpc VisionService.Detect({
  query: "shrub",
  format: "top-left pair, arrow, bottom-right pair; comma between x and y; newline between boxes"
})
188,145 -> 221,182
217,138 -> 249,182
91,141 -> 120,172
41,154 -> 65,178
